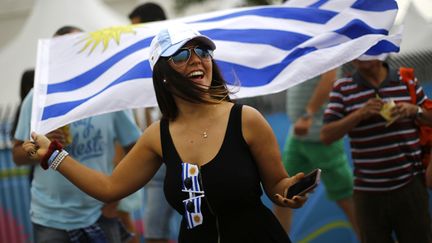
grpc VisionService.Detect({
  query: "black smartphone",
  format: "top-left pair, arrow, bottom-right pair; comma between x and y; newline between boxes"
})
286,168 -> 321,199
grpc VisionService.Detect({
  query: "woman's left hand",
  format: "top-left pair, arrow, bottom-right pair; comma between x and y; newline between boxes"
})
273,172 -> 308,208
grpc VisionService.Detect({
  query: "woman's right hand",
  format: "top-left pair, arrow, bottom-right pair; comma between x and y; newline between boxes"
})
274,173 -> 308,209
22,132 -> 52,161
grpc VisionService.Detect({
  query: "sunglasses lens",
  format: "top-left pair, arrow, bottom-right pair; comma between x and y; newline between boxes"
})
170,46 -> 213,66
194,47 -> 212,59
171,49 -> 190,64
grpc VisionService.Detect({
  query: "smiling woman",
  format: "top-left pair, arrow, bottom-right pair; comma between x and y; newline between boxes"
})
150,25 -> 230,120
168,44 -> 214,87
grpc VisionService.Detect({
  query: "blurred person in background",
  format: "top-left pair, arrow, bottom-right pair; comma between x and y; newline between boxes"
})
12,26 -> 141,243
11,69 -> 35,183
274,69 -> 359,238
321,57 -> 432,243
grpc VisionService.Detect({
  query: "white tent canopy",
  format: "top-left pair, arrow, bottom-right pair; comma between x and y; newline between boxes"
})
398,3 -> 432,54
0,0 -> 127,106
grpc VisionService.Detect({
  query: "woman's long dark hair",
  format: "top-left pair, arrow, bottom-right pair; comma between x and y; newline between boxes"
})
152,58 -> 232,120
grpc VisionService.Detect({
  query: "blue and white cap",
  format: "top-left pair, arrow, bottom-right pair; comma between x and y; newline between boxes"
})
149,24 -> 216,70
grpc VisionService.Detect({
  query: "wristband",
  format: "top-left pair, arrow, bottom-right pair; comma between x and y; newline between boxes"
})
50,150 -> 69,171
40,140 -> 63,170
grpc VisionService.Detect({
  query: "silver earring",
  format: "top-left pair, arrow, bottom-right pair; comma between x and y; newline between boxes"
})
163,79 -> 167,83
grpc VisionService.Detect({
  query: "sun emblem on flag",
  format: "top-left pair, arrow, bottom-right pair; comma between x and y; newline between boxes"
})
193,214 -> 202,224
77,25 -> 137,54
189,166 -> 197,176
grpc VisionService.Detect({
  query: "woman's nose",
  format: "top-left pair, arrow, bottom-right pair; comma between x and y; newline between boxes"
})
188,50 -> 201,65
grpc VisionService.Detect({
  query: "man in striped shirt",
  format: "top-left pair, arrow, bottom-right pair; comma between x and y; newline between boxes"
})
321,57 -> 432,243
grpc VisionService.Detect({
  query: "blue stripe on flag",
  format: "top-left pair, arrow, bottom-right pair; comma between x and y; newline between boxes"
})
351,0 -> 398,11
189,7 -> 337,24
42,61 -> 150,120
363,39 -> 399,55
47,37 -> 153,94
308,0 -> 328,8
334,19 -> 388,39
193,176 -> 199,192
197,197 -> 201,213
43,100 -> 87,121
219,46 -> 316,86
201,29 -> 310,50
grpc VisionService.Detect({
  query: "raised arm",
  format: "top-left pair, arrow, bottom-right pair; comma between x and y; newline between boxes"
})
305,69 -> 337,116
241,105 -> 306,208
23,122 -> 163,203
294,69 -> 337,136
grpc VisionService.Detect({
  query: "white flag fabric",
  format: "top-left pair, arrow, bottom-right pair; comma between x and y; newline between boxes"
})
33,0 -> 400,135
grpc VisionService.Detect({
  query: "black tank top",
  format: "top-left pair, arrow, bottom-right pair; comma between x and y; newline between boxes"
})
160,103 -> 291,243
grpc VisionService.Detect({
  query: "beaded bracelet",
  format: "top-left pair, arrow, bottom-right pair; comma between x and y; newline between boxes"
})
40,140 -> 63,170
50,150 -> 69,171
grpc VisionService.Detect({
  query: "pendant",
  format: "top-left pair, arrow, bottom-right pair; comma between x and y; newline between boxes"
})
202,131 -> 208,138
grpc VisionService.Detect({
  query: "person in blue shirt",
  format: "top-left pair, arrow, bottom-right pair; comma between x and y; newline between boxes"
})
12,26 -> 141,243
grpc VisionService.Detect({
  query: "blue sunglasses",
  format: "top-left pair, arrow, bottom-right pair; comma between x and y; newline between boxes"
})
169,46 -> 213,66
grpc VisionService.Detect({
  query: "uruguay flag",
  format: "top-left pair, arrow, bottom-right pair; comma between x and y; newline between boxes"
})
33,0 -> 400,135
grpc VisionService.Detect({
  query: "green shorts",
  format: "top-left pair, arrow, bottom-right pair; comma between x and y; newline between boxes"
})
282,136 -> 353,201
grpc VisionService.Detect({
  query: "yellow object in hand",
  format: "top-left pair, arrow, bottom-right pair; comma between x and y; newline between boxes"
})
380,99 -> 397,125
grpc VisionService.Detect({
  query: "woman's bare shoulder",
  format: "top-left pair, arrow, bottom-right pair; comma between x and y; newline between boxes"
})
240,104 -> 264,123
239,104 -> 272,143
